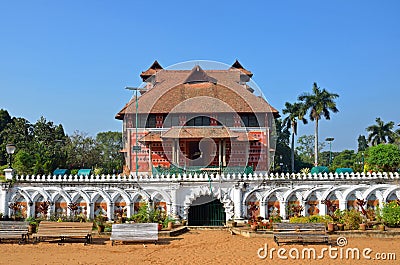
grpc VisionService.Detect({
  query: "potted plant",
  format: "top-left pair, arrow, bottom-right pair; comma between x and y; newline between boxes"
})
334,209 -> 345,231
94,215 -> 106,233
26,216 -> 38,234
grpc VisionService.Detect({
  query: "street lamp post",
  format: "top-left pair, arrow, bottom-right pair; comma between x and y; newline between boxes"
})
6,144 -> 16,168
325,138 -> 334,166
126,87 -> 141,177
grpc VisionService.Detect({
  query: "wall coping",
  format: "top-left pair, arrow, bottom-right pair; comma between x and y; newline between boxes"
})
12,172 -> 400,183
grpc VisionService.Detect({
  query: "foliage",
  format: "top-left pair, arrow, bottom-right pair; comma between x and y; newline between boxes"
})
25,216 -> 38,226
298,82 -> 339,165
358,135 -> 368,152
381,201 -> 400,227
37,201 -> 50,218
366,144 -> 400,172
289,215 -> 333,225
128,203 -> 170,225
330,150 -> 356,171
341,210 -> 363,230
95,131 -> 124,174
282,101 -> 307,172
367,118 -> 396,146
296,135 -> 326,165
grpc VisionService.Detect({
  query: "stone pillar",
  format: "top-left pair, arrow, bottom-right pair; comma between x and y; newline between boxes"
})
318,201 -> 327,216
3,168 -> 14,181
259,201 -> 267,219
339,199 -> 347,211
280,201 -> 287,220
108,202 -> 114,220
0,185 -> 8,217
88,202 -> 94,220
27,202 -> 34,218
126,202 -> 132,218
170,188 -> 178,217
222,140 -> 226,167
301,200 -> 307,216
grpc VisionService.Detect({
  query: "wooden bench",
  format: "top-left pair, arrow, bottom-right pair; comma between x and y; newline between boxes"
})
110,223 -> 158,246
0,221 -> 29,244
273,223 -> 330,246
34,221 -> 93,244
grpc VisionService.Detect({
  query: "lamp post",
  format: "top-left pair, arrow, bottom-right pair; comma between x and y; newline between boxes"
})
325,138 -> 334,166
126,87 -> 141,177
6,143 -> 16,168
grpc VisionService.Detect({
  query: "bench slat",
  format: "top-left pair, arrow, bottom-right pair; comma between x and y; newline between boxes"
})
110,223 -> 158,243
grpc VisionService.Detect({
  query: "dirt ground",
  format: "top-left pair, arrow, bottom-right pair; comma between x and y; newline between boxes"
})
0,230 -> 398,265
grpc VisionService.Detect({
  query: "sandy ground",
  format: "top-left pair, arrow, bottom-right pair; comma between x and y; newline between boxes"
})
0,230 -> 398,265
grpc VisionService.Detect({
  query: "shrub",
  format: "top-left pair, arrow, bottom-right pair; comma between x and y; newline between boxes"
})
381,201 -> 400,227
289,215 -> 332,225
342,210 -> 363,230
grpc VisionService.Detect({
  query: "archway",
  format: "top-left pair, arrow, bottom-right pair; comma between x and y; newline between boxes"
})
188,195 -> 226,226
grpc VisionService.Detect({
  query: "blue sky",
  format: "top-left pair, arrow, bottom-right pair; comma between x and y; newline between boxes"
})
0,1 -> 399,152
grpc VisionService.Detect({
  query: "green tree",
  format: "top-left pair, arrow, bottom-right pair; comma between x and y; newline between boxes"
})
282,102 -> 307,172
13,150 -> 35,175
296,135 -> 326,165
0,109 -> 12,165
357,135 -> 368,152
272,118 -> 291,172
331,150 -> 356,171
298,82 -> 339,166
366,144 -> 400,172
366,118 -> 396,146
95,131 -> 124,174
66,131 -> 99,169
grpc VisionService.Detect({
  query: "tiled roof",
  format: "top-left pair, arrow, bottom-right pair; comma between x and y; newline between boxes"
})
139,132 -> 162,143
117,63 -> 279,119
140,60 -> 163,80
230,60 -> 253,77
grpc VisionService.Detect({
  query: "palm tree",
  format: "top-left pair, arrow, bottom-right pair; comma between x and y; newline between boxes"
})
298,82 -> 339,166
366,118 -> 395,145
282,102 -> 307,172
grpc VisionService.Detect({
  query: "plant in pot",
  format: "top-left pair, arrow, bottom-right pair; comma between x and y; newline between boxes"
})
94,214 -> 106,233
25,216 -> 38,234
333,209 -> 345,231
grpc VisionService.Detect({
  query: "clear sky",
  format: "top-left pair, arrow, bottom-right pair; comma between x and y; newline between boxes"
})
0,1 -> 399,152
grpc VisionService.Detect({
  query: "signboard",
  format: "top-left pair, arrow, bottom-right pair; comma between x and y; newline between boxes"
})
132,146 -> 141,151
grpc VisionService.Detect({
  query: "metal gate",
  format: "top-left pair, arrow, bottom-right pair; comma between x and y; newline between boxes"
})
188,199 -> 226,226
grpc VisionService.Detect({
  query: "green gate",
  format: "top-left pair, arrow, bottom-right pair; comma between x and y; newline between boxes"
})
188,199 -> 226,226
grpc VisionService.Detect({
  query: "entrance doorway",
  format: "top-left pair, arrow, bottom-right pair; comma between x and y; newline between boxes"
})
188,196 -> 226,226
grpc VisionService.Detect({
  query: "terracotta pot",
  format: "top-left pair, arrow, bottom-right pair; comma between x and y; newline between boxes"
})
379,224 -> 385,231
327,223 -> 335,232
181,220 -> 187,226
168,221 -> 174,230
337,223 -> 345,231
250,224 -> 258,231
359,223 -> 366,231
158,223 -> 163,231
28,224 -> 37,234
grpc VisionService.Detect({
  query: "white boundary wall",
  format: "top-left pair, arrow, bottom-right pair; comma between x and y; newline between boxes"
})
1,172 -> 400,222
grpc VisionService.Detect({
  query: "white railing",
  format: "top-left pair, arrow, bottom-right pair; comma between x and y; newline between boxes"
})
13,172 -> 400,183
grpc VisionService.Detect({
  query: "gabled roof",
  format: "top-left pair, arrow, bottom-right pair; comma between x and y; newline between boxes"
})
183,65 -> 217,84
140,60 -> 163,81
230,60 -> 253,77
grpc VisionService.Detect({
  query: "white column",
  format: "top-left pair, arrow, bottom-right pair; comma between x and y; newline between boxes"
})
88,202 -> 94,220
318,201 -> 327,216
170,188 -> 178,217
259,201 -> 267,219
107,202 -> 114,220
280,201 -> 287,220
0,186 -> 7,216
218,140 -> 222,168
339,199 -> 347,211
172,140 -> 176,164
233,186 -> 243,219
126,202 -> 132,218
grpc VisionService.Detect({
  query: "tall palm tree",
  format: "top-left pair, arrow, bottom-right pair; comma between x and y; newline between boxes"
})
282,102 -> 307,172
298,82 -> 339,166
366,118 -> 395,145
